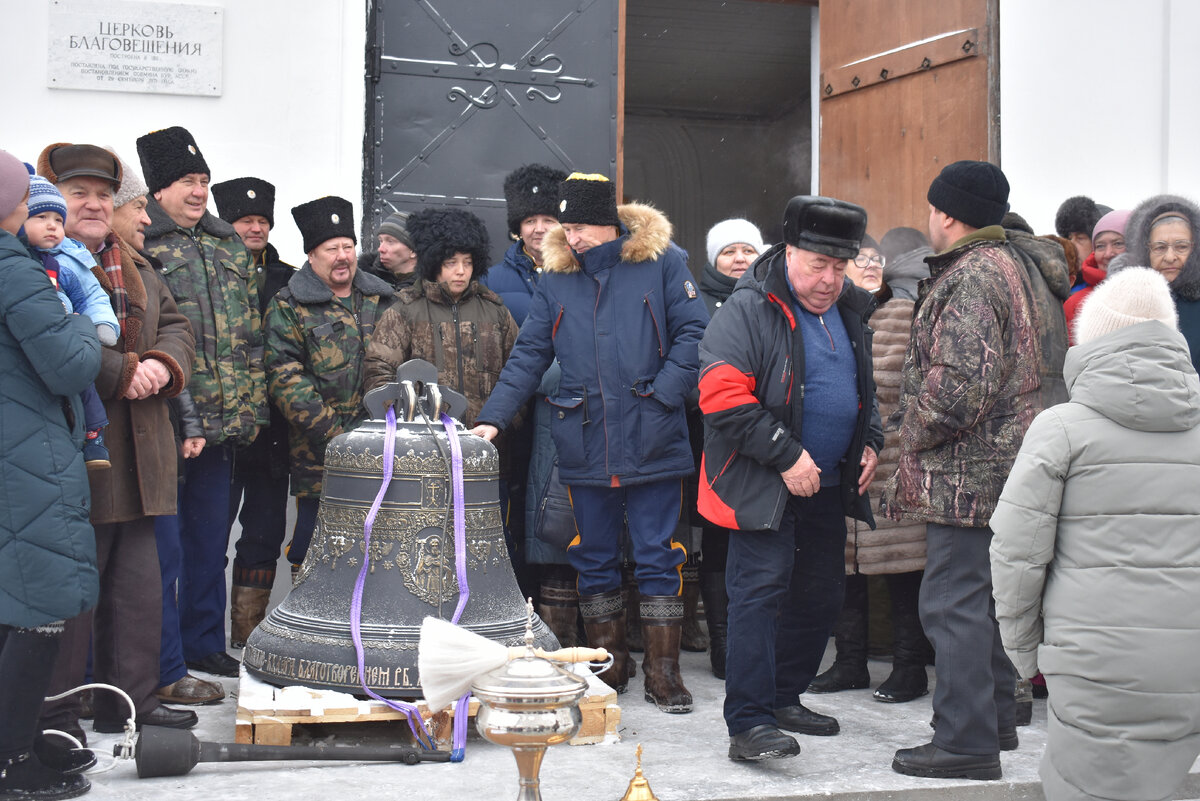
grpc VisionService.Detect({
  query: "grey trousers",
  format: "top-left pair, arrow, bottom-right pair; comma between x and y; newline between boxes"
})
921,522 -> 1016,755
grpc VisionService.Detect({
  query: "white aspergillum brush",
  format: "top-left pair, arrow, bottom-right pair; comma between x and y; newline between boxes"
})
418,616 -> 609,711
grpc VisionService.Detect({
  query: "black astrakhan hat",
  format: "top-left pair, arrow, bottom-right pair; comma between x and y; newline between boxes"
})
927,160 -> 1010,230
212,177 -> 276,227
407,207 -> 491,283
504,164 -> 568,235
782,196 -> 868,259
135,126 -> 210,195
291,196 -> 356,254
556,173 -> 620,228
1054,195 -> 1104,239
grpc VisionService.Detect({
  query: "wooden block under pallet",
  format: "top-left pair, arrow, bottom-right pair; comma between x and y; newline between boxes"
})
236,668 -> 620,748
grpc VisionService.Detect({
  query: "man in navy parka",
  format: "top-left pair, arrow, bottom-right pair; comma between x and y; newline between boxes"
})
474,172 -> 708,714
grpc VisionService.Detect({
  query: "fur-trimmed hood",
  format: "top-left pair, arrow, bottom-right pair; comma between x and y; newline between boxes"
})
1112,194 -> 1200,301
541,202 -> 672,274
144,196 -> 237,240
287,260 -> 394,304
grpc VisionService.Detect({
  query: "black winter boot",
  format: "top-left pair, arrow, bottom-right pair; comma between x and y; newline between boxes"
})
874,572 -> 930,703
0,752 -> 90,800
809,574 -> 869,692
580,590 -> 634,693
679,563 -> 709,652
698,570 -> 728,679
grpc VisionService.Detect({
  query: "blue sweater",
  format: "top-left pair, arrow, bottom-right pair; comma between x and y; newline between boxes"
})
792,301 -> 858,486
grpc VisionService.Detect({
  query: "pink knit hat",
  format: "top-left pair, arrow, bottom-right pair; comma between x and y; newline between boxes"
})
1092,209 -> 1131,242
0,148 -> 31,222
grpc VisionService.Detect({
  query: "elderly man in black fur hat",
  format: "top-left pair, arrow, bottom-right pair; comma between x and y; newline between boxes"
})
139,126 -> 266,679
263,196 -> 394,573
699,195 -> 882,760
1054,195 -> 1108,270
212,177 -> 297,645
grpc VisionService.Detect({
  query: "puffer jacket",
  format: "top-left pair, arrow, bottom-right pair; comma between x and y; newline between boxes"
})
265,264 -> 394,497
363,278 -> 518,427
698,243 -> 883,532
990,320 -> 1200,801
881,226 -> 1041,528
1111,194 -> 1200,373
845,286 -> 924,574
481,240 -> 540,326
0,231 -> 103,627
477,203 -> 709,487
144,200 -> 267,446
1005,228 -> 1072,407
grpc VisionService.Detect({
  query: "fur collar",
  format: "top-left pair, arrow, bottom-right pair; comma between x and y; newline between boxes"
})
541,202 -> 672,274
144,196 -> 238,240
1120,194 -> 1200,301
286,261 -> 394,304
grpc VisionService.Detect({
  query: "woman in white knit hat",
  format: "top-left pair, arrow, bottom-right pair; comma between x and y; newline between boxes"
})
990,267 -> 1200,801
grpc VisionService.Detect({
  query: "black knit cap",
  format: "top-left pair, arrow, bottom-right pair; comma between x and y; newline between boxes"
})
504,164 -> 568,235
291,196 -> 356,254
556,173 -> 620,228
135,126 -> 210,195
927,160 -> 1010,229
212,177 -> 275,227
1054,195 -> 1105,238
782,196 -> 868,259
407,207 -> 491,283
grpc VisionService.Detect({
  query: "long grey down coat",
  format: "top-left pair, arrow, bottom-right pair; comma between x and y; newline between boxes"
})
990,320 -> 1200,801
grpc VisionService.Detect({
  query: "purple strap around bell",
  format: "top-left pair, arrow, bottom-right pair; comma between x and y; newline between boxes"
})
440,411 -> 470,761
351,404 -> 435,750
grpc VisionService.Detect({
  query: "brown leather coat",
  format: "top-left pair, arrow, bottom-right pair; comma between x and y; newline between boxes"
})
87,235 -> 194,523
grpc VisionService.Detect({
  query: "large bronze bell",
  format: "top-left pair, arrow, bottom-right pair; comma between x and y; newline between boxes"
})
243,360 -> 559,697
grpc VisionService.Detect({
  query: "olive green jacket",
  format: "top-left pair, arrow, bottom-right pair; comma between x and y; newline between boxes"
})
265,263 -> 394,497
144,200 -> 267,446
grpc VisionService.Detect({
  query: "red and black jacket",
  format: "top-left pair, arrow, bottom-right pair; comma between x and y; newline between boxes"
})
697,243 -> 883,531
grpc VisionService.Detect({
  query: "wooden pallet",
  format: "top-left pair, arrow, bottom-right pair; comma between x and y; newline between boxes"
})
235,668 -> 620,748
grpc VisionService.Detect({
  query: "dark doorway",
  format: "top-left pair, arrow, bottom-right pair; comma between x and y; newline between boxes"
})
623,0 -> 814,268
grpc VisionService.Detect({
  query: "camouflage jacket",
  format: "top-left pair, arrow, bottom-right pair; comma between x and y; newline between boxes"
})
362,279 -> 519,427
265,263 -> 394,497
880,227 -> 1042,528
144,200 -> 267,447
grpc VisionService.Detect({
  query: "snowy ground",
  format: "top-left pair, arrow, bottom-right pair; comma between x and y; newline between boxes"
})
64,513 -> 1200,801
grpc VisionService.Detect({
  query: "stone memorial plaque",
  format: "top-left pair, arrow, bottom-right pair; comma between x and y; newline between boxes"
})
48,0 -> 223,96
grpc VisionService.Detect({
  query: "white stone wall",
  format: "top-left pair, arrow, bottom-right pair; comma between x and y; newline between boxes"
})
1000,0 -> 1200,233
1,0 -> 366,263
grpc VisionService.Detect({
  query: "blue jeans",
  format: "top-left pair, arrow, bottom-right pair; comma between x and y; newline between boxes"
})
154,493 -> 187,687
178,445 -> 234,661
566,479 -> 686,597
723,487 -> 847,736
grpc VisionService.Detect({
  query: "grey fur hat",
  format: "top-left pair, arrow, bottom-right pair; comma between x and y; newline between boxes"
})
1111,194 -> 1200,301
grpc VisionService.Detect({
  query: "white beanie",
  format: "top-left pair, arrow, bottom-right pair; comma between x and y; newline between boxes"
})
1074,267 -> 1178,345
706,218 -> 765,267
